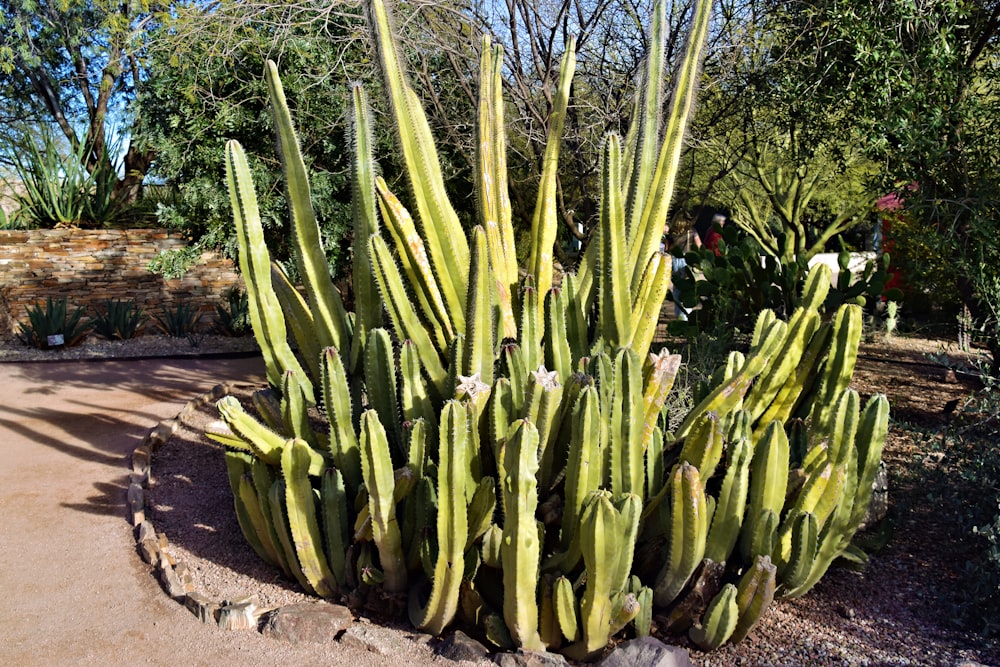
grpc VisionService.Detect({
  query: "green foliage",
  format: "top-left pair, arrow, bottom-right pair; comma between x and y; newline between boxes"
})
1,124 -> 125,229
671,224 -> 896,331
154,301 -> 203,338
0,0 -> 153,208
209,0 -> 887,655
137,3 -> 373,277
92,299 -> 147,340
214,286 -> 251,337
16,297 -> 91,349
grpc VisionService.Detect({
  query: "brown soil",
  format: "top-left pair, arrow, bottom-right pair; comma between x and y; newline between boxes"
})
146,334 -> 1000,666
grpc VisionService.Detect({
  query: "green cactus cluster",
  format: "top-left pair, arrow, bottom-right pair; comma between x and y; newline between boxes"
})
209,0 -> 889,656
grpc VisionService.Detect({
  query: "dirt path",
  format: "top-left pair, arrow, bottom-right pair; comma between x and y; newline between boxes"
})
0,357 -> 446,666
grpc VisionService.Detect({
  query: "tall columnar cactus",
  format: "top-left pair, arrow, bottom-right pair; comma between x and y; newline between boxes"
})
211,0 -> 889,656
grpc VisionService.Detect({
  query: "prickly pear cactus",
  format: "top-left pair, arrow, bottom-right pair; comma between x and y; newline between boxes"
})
209,0 -> 888,658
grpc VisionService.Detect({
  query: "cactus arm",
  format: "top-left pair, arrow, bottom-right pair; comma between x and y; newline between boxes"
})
808,303 -> 863,435
623,0 -> 667,241
477,39 -> 518,337
596,134 -> 631,349
321,347 -> 363,494
610,348 -> 645,498
628,252 -> 671,353
411,401 -> 471,635
368,235 -> 448,396
755,320 -> 832,432
269,262 -> 322,383
527,37 -> 576,306
264,61 -> 350,355
777,511 -> 818,589
365,328 -> 404,459
282,438 -> 338,598
368,0 -> 469,332
567,491 -> 617,658
225,451 -> 280,567
743,307 -> 820,425
560,274 -> 590,365
562,386 -> 602,548
216,396 -> 285,466
225,139 -> 312,400
850,394 -> 890,528
554,575 -> 580,642
641,349 -> 682,449
518,285 -> 543,376
401,340 -> 437,446
688,583 -> 739,651
544,287 -> 573,382
350,83 -> 383,366
730,554 -> 777,643
627,0 -> 712,294
359,410 -> 408,594
678,412 -> 726,484
268,478 -> 316,594
376,177 -> 453,349
653,462 -> 708,606
705,427 -> 752,563
321,466 -> 350,590
463,227 -> 496,386
281,370 -> 319,448
500,419 -> 545,650
675,317 -> 787,440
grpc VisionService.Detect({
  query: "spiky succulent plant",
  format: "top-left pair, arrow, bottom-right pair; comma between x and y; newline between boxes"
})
210,0 -> 888,656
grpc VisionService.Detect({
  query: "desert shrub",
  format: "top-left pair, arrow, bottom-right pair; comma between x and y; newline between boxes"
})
671,223 -> 897,334
92,299 -> 148,340
214,286 -> 251,337
16,297 -> 91,349
154,301 -> 203,337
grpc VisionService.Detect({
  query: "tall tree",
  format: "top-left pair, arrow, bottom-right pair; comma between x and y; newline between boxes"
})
0,0 -> 157,202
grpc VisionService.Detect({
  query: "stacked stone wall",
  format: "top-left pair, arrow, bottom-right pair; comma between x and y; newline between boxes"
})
0,229 -> 240,338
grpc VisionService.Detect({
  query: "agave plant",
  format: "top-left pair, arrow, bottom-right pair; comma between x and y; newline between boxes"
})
210,0 -> 888,656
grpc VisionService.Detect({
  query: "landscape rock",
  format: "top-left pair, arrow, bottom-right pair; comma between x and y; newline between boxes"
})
217,595 -> 261,630
261,602 -> 354,643
340,622 -> 421,657
435,630 -> 489,662
183,591 -> 220,624
597,637 -> 692,667
157,561 -> 186,599
494,648 -> 570,667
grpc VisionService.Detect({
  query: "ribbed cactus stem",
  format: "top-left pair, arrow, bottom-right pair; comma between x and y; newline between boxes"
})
270,262 -> 322,383
527,37 -> 576,310
653,462 -> 708,606
410,401 -> 470,634
321,347 -> 362,493
350,84 -> 382,367
596,134 -> 631,349
368,0 -> 469,333
360,410 -> 408,594
282,438 -> 338,598
562,386 -> 602,549
264,61 -> 350,357
224,139 -> 313,401
463,227 -> 495,386
500,419 -> 544,650
610,348 -> 644,499
375,176 -> 453,350
368,235 -> 448,397
626,0 -> 712,294
476,38 -> 518,337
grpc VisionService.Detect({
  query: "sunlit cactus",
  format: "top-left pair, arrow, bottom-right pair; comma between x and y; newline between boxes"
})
209,0 -> 888,656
